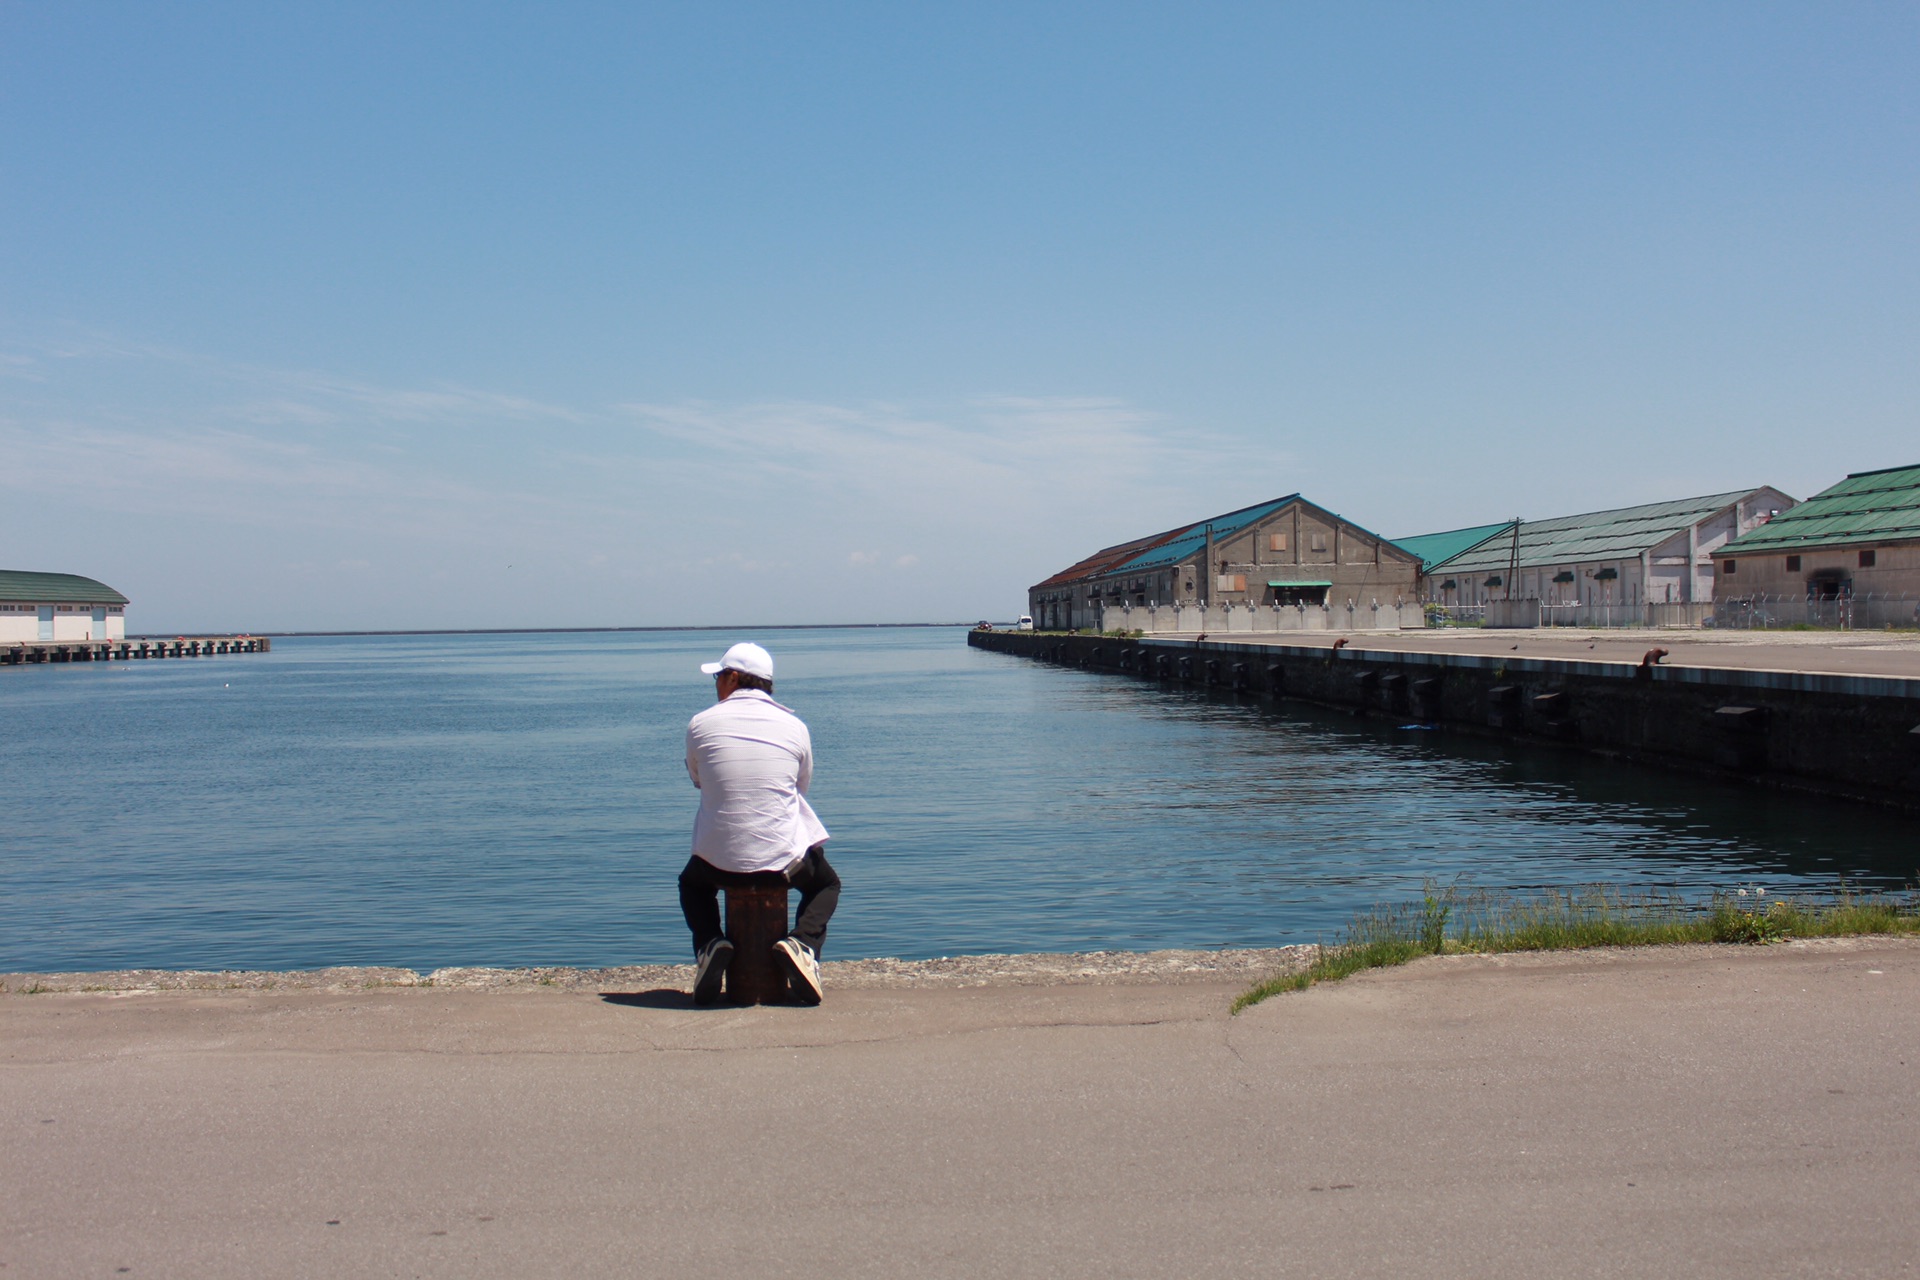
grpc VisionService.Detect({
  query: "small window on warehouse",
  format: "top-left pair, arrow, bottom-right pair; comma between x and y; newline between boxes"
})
1722,560 -> 1736,575
1785,555 -> 1801,572
1859,549 -> 1877,568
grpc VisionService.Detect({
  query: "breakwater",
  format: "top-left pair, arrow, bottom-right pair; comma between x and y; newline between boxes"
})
969,630 -> 1920,810
2,635 -> 270,665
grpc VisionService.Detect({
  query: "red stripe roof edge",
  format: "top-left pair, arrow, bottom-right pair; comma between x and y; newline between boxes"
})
1030,527 -> 1189,590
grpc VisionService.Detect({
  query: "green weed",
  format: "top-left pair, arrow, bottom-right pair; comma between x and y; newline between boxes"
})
1235,883 -> 1920,1012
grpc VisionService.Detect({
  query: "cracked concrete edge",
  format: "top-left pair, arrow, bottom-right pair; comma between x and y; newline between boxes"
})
0,946 -> 1322,996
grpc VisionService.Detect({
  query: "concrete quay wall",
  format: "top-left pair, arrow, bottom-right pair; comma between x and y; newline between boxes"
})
969,630 -> 1920,809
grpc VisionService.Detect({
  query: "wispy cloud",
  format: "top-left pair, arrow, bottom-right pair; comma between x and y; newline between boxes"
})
0,330 -> 1246,625
614,394 -> 1227,520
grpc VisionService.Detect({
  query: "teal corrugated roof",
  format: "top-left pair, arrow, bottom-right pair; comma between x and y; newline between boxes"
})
1032,496 -> 1299,589
1109,497 -> 1296,576
0,571 -> 129,605
1391,522 -> 1515,574
1721,464 -> 1920,553
1433,490 -> 1769,573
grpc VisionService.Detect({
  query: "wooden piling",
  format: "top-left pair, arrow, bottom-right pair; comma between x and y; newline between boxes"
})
723,878 -> 792,1005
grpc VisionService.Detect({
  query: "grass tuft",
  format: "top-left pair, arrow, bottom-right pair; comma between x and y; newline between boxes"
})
1234,883 -> 1920,1013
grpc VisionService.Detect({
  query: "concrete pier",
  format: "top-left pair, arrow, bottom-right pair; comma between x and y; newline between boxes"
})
4,938 -> 1917,1278
971,628 -> 1920,808
0,634 -> 271,666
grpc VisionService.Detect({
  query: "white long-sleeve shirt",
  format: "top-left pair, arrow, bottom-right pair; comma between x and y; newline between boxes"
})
685,688 -> 830,873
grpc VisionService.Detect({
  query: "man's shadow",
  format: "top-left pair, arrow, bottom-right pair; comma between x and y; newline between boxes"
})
599,989 -> 805,1010
599,989 -> 697,1010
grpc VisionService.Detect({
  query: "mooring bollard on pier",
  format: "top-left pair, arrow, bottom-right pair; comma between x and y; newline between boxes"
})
723,877 -> 792,1004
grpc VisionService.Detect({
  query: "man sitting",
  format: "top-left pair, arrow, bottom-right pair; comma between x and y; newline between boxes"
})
679,641 -> 841,1006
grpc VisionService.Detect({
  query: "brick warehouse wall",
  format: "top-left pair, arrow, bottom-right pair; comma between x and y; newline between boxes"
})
968,630 -> 1920,811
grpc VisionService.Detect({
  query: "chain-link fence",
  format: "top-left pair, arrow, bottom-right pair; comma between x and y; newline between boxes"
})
1421,596 -> 1919,630
1713,592 -> 1920,630
1424,601 -> 1714,629
1424,604 -> 1485,627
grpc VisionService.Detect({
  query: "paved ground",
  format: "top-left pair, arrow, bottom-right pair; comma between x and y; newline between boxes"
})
6,937 -> 1918,1278
1148,627 -> 1920,678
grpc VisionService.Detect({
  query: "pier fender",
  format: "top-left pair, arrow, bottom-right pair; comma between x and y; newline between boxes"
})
1410,676 -> 1441,720
1486,684 -> 1522,731
1713,705 -> 1770,773
1379,671 -> 1408,714
1532,689 -> 1579,740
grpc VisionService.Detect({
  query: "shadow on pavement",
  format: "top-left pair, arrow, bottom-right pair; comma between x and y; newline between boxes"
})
599,989 -> 694,1010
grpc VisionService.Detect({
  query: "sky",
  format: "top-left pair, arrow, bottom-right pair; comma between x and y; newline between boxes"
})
3,2 -> 1916,631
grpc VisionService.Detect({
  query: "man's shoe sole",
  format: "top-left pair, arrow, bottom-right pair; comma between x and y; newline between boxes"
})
774,941 -> 823,1006
692,940 -> 734,1006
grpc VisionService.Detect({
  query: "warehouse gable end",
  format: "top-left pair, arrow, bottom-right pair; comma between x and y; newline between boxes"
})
1027,496 -> 1421,631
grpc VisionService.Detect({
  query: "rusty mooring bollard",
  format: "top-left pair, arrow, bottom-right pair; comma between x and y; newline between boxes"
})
723,877 -> 791,1005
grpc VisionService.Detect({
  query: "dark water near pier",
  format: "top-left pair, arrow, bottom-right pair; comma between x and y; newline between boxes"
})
2,627 -> 1914,972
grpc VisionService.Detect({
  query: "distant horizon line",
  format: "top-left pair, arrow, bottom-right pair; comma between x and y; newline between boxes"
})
218,621 -> 987,639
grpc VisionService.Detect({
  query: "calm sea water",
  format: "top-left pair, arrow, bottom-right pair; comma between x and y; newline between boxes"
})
3,627 -> 1914,972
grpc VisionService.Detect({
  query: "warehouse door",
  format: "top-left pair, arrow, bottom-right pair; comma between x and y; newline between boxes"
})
37,606 -> 52,640
91,606 -> 106,638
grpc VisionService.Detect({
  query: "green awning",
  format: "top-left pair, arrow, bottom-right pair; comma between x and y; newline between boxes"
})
1267,579 -> 1332,588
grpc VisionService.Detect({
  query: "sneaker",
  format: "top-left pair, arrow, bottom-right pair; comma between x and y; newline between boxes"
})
692,937 -> 734,1006
772,936 -> 823,1005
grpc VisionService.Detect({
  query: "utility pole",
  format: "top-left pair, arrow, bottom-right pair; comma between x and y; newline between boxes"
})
1203,522 -> 1215,607
1506,518 -> 1521,601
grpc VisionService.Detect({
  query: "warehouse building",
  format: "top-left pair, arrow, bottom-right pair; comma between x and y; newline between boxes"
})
1715,463 -> 1920,626
1028,496 -> 1422,631
0,571 -> 129,643
1404,487 -> 1794,617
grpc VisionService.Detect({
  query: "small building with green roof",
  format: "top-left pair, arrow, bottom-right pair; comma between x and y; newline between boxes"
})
0,571 -> 129,643
1715,464 -> 1920,622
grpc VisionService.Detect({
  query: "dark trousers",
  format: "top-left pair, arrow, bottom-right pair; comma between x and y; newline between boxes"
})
678,844 -> 840,960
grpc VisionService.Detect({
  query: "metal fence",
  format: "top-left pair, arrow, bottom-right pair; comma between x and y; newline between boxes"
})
1713,593 -> 1920,630
1426,601 -> 1713,629
1541,602 -> 1715,629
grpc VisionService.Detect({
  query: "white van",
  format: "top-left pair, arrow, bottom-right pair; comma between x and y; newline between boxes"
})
1016,615 -> 1033,631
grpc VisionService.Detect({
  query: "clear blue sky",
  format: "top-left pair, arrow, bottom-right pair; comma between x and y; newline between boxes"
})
3,2 -> 1915,630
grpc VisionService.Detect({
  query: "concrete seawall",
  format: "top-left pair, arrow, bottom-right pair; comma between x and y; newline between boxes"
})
970,630 -> 1920,809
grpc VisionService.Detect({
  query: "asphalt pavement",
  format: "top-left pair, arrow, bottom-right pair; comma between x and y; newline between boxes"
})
5,937 -> 1917,1278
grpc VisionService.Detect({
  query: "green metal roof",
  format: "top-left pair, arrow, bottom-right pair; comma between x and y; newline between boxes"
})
1267,579 -> 1332,587
1431,490 -> 1771,573
0,570 -> 129,605
1389,522 -> 1515,573
1720,464 -> 1920,554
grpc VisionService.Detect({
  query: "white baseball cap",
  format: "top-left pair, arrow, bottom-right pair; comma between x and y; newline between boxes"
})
699,641 -> 774,680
